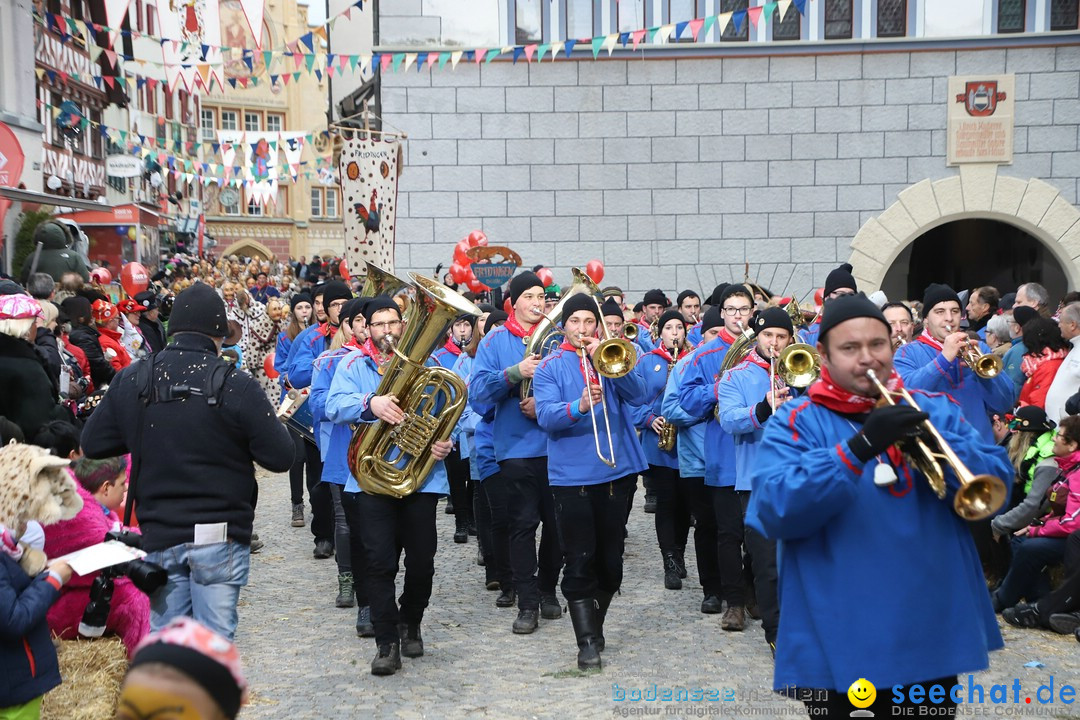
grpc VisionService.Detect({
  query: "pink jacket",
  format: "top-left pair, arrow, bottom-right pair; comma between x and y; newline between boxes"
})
1030,450 -> 1080,539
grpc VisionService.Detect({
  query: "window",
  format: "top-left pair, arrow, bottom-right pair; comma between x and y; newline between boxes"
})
773,3 -> 801,39
310,188 -> 322,216
825,0 -> 854,38
146,4 -> 155,35
876,0 -> 907,37
997,0 -> 1025,32
200,109 -> 215,141
617,0 -> 644,32
721,0 -> 749,40
247,195 -> 264,216
669,0 -> 695,23
515,0 -> 542,43
90,109 -> 103,159
244,112 -> 261,132
325,190 -> 338,218
565,0 -> 592,38
266,114 -> 283,133
220,110 -> 237,131
1051,0 -> 1079,29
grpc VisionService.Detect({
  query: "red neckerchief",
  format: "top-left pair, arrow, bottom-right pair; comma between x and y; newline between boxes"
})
916,329 -> 943,352
560,340 -> 599,385
441,338 -> 462,357
344,339 -> 362,350
745,347 -> 771,371
361,338 -> 392,366
316,321 -> 339,339
505,313 -> 538,339
808,365 -> 912,495
651,344 -> 691,363
718,327 -> 738,345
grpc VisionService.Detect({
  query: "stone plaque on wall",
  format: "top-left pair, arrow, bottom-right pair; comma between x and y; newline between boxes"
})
947,75 -> 1015,166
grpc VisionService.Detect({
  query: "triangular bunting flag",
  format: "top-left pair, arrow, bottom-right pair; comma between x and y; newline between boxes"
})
718,11 -> 733,34
485,47 -> 502,63
564,39 -> 577,55
689,17 -> 704,40
631,29 -> 646,49
537,44 -> 550,61
674,21 -> 688,39
778,0 -> 793,20
702,15 -> 717,38
427,52 -> 439,68
602,33 -> 618,55
512,46 -> 525,63
793,0 -> 807,13
438,51 -> 450,68
450,50 -> 463,69
474,48 -> 487,64
550,41 -> 564,60
402,53 -> 416,72
747,6 -> 763,28
380,53 -> 392,73
658,24 -> 675,43
590,35 -> 604,58
524,44 -> 536,62
391,53 -> 404,72
733,9 -> 747,33
416,51 -> 428,68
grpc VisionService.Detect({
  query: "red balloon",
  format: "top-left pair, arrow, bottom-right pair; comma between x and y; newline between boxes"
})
467,277 -> 486,293
339,259 -> 349,281
263,352 -> 279,379
503,297 -> 512,314
120,262 -> 149,297
814,287 -> 824,306
536,268 -> 554,287
454,239 -> 471,264
449,262 -> 468,284
90,268 -> 111,285
585,259 -> 604,285
467,230 -> 487,248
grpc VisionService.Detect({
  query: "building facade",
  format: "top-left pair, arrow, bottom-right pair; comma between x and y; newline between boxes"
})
367,0 -> 1080,302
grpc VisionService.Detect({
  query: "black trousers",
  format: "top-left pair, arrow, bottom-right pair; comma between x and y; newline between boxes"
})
685,477 -> 722,598
711,485 -> 747,606
551,475 -> 635,600
650,465 -> 691,553
328,483 -> 351,574
338,491 -> 371,608
445,446 -> 473,526
353,491 -> 438,647
288,428 -> 312,506
740,491 -> 779,642
1037,531 -> 1080,618
476,472 -> 512,589
803,676 -> 957,718
292,429 -> 333,546
500,456 -> 563,610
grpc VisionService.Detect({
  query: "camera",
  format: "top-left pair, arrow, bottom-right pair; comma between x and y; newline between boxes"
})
78,530 -> 167,638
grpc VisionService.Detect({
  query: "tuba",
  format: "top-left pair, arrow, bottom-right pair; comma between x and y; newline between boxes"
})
360,261 -> 412,316
347,273 -> 481,498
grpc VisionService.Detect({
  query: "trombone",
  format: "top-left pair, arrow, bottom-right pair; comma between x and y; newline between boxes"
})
577,334 -> 617,468
774,343 -> 820,389
576,302 -> 638,468
622,322 -> 639,341
865,369 -> 1007,521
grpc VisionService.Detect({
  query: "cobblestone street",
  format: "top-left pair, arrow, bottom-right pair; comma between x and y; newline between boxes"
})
237,472 -> 1080,719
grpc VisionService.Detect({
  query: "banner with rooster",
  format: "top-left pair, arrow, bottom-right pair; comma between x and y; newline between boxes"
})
339,137 -> 400,274
158,0 -> 224,92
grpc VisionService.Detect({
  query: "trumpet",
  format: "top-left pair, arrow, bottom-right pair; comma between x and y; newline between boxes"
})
945,325 -> 1003,379
865,369 -> 1007,521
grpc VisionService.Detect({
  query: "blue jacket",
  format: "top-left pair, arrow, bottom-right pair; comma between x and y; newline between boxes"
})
1002,340 -> 1027,391
0,555 -> 62,707
310,346 -> 356,486
450,352 -> 475,460
632,348 -> 682,470
746,391 -> 1010,692
677,330 -> 740,487
798,319 -> 821,347
687,321 -> 702,348
893,339 -> 1015,444
432,339 -> 464,370
325,349 -> 448,495
716,358 -> 775,492
470,325 -> 547,461
633,322 -> 658,354
662,350 -> 706,478
472,416 -> 499,482
274,331 -> 293,390
533,345 -> 648,486
285,323 -> 334,390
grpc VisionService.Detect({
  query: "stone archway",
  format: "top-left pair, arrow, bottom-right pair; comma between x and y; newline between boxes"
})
221,239 -> 273,261
848,165 -> 1080,293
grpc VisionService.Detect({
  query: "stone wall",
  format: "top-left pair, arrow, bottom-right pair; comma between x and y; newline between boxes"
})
382,44 -> 1080,298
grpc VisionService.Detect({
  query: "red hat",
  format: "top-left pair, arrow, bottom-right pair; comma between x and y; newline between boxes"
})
117,298 -> 147,314
91,299 -> 118,325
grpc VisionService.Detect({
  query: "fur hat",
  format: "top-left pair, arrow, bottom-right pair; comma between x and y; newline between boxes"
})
0,443 -> 82,574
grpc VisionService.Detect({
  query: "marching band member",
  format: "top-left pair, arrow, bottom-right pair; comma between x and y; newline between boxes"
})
894,284 -> 1015,444
633,310 -> 692,591
715,307 -> 794,641
308,299 -> 369,623
800,264 -> 857,347
532,294 -> 647,670
633,289 -> 669,354
284,280 -> 353,560
435,314 -> 477,544
470,272 -> 564,635
602,298 -> 629,342
677,290 -> 701,345
747,293 -> 1010,716
662,307 -> 726,615
882,302 -> 915,349
325,296 -> 452,677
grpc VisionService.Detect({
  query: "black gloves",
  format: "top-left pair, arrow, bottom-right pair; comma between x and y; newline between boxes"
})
847,404 -> 929,463
755,399 -> 773,424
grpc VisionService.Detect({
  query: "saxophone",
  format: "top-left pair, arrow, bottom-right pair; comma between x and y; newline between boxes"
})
346,273 -> 481,498
657,346 -> 678,452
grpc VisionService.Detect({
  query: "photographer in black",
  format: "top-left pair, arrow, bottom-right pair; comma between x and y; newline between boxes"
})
82,283 -> 293,641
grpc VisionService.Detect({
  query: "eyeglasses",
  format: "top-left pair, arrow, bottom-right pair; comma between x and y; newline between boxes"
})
723,307 -> 752,315
368,320 -> 402,331
327,300 -> 348,310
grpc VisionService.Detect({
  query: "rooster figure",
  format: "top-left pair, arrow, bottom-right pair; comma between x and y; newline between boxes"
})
354,189 -> 382,234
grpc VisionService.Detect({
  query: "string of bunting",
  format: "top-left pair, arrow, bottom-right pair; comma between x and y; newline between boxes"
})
38,0 -> 808,89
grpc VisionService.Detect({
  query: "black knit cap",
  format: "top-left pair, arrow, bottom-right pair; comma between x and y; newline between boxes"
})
168,283 -> 229,338
633,301 -> 643,313
643,289 -> 669,307
561,293 -> 601,325
484,310 -> 508,335
824,263 -> 857,297
1012,305 -> 1039,328
708,283 -> 730,307
340,298 -> 366,326
718,284 -> 753,308
676,289 -> 699,305
922,283 -> 961,313
290,292 -> 313,311
455,312 -> 477,328
656,310 -> 685,332
363,296 -> 400,324
819,292 -> 890,341
60,296 -> 92,324
750,306 -> 794,336
509,272 -> 544,305
601,298 -> 624,319
701,306 -> 724,334
321,280 -> 352,309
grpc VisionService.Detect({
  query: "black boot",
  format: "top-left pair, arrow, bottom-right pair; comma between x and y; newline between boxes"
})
397,622 -> 424,658
567,599 -> 602,670
356,606 -> 375,637
673,548 -> 687,579
663,551 -> 682,590
370,642 -> 402,676
453,516 -> 468,544
595,590 -> 614,652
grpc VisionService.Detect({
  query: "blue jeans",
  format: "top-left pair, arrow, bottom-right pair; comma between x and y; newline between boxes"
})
995,535 -> 1067,609
145,541 -> 251,641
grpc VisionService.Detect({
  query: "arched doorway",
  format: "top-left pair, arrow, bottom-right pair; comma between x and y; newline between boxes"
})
880,219 -> 1069,302
221,240 -> 272,261
848,166 -> 1080,300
